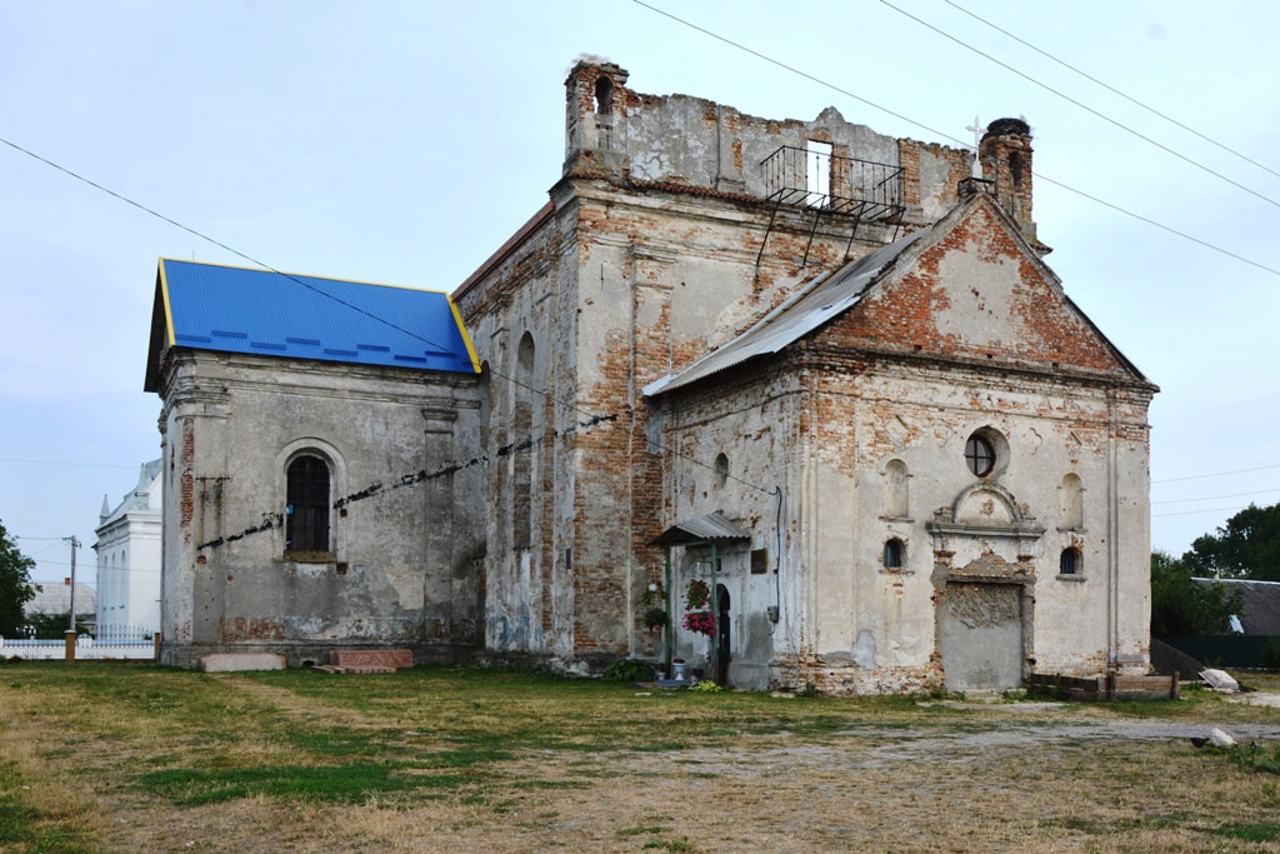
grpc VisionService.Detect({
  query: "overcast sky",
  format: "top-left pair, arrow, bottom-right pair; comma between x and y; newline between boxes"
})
3,1 -> 1279,585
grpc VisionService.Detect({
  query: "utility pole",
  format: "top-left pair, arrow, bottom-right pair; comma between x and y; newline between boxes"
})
64,535 -> 80,661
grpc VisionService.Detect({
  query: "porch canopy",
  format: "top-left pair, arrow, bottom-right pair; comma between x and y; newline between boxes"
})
651,511 -> 750,683
651,511 -> 750,547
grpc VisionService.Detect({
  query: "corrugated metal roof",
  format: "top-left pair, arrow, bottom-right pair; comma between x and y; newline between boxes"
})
643,229 -> 928,397
25,583 -> 97,618
652,511 -> 752,546
156,259 -> 480,377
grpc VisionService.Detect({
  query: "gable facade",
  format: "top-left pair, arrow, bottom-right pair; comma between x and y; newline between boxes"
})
456,60 -> 1155,692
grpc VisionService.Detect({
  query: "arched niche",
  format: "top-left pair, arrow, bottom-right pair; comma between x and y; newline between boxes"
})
882,458 -> 909,519
1059,473 -> 1083,530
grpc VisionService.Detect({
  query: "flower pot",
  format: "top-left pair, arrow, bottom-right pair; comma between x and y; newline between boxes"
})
672,660 -> 690,682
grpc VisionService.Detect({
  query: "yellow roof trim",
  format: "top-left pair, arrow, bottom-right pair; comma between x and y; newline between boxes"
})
156,256 -> 450,295
448,296 -> 482,374
158,259 -> 176,346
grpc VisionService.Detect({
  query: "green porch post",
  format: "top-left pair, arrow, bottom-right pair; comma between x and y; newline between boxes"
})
664,546 -> 673,675
710,541 -> 718,684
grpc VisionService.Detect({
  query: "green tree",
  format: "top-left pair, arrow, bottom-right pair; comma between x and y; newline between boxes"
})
1151,550 -> 1243,636
1182,502 -> 1280,580
0,519 -> 36,637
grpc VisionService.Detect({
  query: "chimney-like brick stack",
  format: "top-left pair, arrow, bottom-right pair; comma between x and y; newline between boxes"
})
980,118 -> 1038,246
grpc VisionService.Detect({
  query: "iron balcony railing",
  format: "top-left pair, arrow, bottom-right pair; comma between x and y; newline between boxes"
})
761,145 -> 905,221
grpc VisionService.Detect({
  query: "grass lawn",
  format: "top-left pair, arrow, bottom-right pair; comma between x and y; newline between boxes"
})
2,663 -> 1279,852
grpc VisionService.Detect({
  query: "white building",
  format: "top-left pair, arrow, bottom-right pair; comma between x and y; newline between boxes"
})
94,459 -> 162,636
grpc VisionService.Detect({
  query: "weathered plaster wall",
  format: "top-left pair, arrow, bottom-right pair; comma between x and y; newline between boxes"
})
454,201 -> 583,663
156,351 -> 481,666
754,356 -> 1151,694
653,367 -> 804,689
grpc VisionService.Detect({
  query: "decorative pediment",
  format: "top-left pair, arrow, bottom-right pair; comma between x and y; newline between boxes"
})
927,482 -> 1045,543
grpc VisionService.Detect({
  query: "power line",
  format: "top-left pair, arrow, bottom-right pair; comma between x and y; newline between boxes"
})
1153,487 -> 1280,506
21,18 -> 1273,506
1154,462 -> 1280,485
0,137 -> 775,501
23,542 -> 68,558
629,1 -> 1280,279
0,456 -> 137,470
942,0 -> 1280,182
0,135 -> 579,428
1153,504 -> 1247,519
878,0 -> 1280,212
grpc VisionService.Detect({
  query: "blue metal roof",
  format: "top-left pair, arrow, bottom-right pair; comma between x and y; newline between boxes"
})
155,259 -> 480,377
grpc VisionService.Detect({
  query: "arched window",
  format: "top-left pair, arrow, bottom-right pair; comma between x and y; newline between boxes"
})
286,455 -> 330,555
1059,547 -> 1081,576
517,331 -> 536,375
883,538 -> 904,569
1060,473 -> 1083,530
594,76 -> 612,115
883,459 -> 909,518
714,453 -> 729,489
514,333 -> 536,549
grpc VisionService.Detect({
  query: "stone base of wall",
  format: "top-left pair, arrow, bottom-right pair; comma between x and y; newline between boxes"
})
159,640 -> 477,669
770,654 -> 944,696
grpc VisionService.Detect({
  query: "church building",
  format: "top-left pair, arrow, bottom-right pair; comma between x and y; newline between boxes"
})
147,59 -> 1157,693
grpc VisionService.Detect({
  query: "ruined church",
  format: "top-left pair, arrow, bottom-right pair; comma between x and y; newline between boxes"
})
147,59 -> 1156,694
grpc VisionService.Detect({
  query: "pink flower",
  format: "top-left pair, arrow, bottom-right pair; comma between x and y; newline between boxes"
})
683,609 -> 716,637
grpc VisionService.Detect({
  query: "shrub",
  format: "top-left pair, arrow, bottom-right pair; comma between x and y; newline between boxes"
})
601,658 -> 657,682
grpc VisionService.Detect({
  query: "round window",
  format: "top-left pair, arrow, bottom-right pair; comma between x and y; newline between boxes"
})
965,435 -> 995,477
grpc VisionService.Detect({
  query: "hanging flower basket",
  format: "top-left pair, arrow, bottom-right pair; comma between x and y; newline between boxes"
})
683,609 -> 716,637
643,607 -> 669,631
686,579 -> 710,611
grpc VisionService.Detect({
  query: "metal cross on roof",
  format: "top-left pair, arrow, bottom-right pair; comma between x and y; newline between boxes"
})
966,116 -> 985,178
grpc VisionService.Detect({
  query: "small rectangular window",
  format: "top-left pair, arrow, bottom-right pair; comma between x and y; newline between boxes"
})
751,548 -> 769,575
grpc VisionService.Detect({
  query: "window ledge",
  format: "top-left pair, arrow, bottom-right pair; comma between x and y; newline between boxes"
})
1055,573 -> 1086,582
1056,527 -> 1088,534
879,516 -> 915,524
282,550 -> 337,565
879,568 -> 915,577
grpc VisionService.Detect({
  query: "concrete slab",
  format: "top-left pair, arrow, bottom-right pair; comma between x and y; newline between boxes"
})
199,653 -> 286,673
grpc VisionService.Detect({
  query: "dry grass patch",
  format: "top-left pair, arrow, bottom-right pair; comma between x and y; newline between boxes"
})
2,662 -> 1279,852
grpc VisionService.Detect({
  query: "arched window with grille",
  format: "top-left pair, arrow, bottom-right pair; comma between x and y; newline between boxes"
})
286,454 -> 331,555
883,537 -> 904,569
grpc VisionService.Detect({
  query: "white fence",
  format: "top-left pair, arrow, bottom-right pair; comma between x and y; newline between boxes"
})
1,625 -> 155,660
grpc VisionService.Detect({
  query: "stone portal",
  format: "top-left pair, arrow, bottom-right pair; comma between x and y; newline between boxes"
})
941,582 -> 1023,692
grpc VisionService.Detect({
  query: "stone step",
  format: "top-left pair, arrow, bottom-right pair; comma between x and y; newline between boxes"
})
199,652 -> 286,673
331,648 -> 413,670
